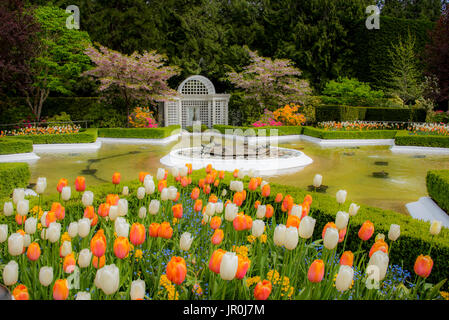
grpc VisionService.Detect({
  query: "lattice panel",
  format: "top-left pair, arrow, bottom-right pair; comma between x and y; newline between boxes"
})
167,102 -> 179,126
180,80 -> 209,95
215,100 -> 223,125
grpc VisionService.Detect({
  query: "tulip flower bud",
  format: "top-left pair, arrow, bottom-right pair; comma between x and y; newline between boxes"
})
40,211 -> 48,228
284,227 -> 299,250
130,279 -> 146,300
60,186 -> 71,201
118,199 -> 128,216
221,189 -> 227,197
225,203 -> 238,222
115,217 -> 130,238
215,202 -> 223,214
122,186 -> 129,196
81,191 -> 94,207
78,249 -> 92,268
0,224 -> 7,243
8,233 -> 24,256
375,233 -> 385,242
144,179 -> 155,194
160,188 -> 169,201
95,264 -> 120,295
335,211 -> 349,230
12,188 -> 25,205
220,252 -> 238,281
148,200 -> 160,215
168,186 -> 178,201
109,205 -> 119,221
68,222 -> 78,238
3,260 -> 19,286
349,203 -> 360,216
256,205 -> 266,219
299,216 -> 316,239
25,217 -> 37,234
171,167 -> 179,177
252,220 -> 265,238
78,218 -> 91,238
47,223 -> 61,243
40,228 -> 46,240
323,227 -> 339,250
3,201 -> 14,216
138,207 -> 147,219
36,177 -> 47,194
39,266 -> 53,287
60,241 -> 72,257
157,168 -> 166,180
237,170 -> 246,180
336,190 -> 347,204
76,292 -> 91,300
388,224 -> 400,241
367,250 -> 389,281
180,232 -> 194,251
336,265 -> 354,292
23,234 -> 31,248
290,205 -> 302,218
274,224 -> 287,247
17,199 -> 29,217
137,187 -> 145,200
313,174 -> 323,188
430,220 -> 442,236
205,202 -> 215,216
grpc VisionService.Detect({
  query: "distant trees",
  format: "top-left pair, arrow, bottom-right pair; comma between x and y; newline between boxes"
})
377,0 -> 446,21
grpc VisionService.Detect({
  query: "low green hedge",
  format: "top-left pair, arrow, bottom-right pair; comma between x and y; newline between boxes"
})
302,126 -> 398,139
213,125 -> 304,136
0,137 -> 33,155
98,125 -> 181,139
0,163 -> 30,198
427,170 -> 449,214
185,125 -> 208,133
394,131 -> 449,148
9,128 -> 98,144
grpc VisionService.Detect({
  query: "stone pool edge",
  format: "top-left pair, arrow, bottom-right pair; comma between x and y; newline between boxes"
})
0,152 -> 40,163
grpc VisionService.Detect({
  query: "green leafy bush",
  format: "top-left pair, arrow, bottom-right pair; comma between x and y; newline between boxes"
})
45,112 -> 73,124
9,128 -> 98,144
213,125 -> 304,136
0,163 -> 30,198
427,170 -> 449,214
0,138 -> 33,155
395,131 -> 449,148
321,77 -> 385,106
98,125 -> 181,139
302,126 -> 397,139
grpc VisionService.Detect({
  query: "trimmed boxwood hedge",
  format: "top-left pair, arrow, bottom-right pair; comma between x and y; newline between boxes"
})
98,125 -> 181,139
302,126 -> 397,140
213,125 -> 304,136
395,131 -> 449,148
0,137 -> 33,155
427,170 -> 449,214
9,128 -> 98,144
0,163 -> 30,198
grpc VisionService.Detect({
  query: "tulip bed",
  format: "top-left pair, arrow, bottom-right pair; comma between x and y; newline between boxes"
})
0,167 -> 448,300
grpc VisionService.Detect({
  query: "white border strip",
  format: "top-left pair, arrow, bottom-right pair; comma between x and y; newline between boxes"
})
406,197 -> 449,228
97,134 -> 180,145
33,140 -> 102,153
390,145 -> 449,154
0,152 -> 40,163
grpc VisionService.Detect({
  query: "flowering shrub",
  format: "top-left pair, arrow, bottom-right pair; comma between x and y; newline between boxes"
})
0,125 -> 81,137
252,104 -> 306,127
128,107 -> 158,128
426,110 -> 449,124
252,109 -> 283,127
317,121 -> 406,131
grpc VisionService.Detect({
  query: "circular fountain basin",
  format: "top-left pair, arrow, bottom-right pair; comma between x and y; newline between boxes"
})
160,147 -> 313,175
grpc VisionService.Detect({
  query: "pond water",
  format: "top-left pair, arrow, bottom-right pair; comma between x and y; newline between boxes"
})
28,138 -> 449,215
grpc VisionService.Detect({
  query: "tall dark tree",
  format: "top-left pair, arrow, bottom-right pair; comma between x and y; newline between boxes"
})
377,0 -> 447,21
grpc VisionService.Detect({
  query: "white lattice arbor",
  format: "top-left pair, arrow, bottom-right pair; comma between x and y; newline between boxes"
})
162,75 -> 230,128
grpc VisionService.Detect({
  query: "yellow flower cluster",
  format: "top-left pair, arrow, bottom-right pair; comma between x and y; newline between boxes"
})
247,234 -> 267,244
159,274 -> 179,300
245,276 -> 261,288
172,218 -> 179,225
61,232 -> 71,243
272,104 -> 306,126
440,291 -> 449,300
264,270 -> 294,298
267,270 -> 280,285
232,245 -> 249,257
192,283 -> 203,296
31,206 -> 44,219
134,249 -> 143,261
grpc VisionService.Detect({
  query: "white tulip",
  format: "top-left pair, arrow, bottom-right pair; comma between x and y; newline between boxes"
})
219,252 -> 238,281
290,205 -> 302,218
12,188 -> 25,205
230,181 -> 243,192
237,170 -> 246,180
171,167 -> 179,177
0,224 -> 8,243
144,179 -> 155,195
156,168 -> 166,180
39,266 -> 53,287
336,190 -> 347,204
108,205 -> 119,221
3,260 -> 19,286
367,250 -> 389,281
205,202 -> 215,216
17,199 -> 29,217
130,279 -> 146,300
23,234 -> 31,248
95,264 -> 120,295
8,233 -> 24,256
115,217 -> 130,238
122,186 -> 129,196
323,227 -> 339,250
148,200 -> 160,215
76,292 -> 91,300
215,202 -> 223,214
251,220 -> 265,238
388,224 -> 400,241
256,205 -> 266,219
143,174 -> 153,184
336,265 -> 354,292
138,207 -> 147,219
47,222 -> 61,243
36,177 -> 47,194
179,167 -> 188,177
225,203 -> 238,222
180,232 -> 194,251
118,199 -> 128,216
349,203 -> 360,216
313,174 -> 323,188
202,213 -> 211,224
78,249 -> 92,268
60,241 -> 72,257
137,187 -> 145,200
25,217 -> 37,235
273,224 -> 287,247
168,186 -> 178,201
284,227 -> 299,250
78,218 -> 91,238
82,191 -> 94,207
40,229 -> 46,241
40,211 -> 48,228
335,211 -> 349,230
61,186 -> 71,201
160,188 -> 169,201
68,222 -> 78,238
299,216 -> 316,239
3,201 -> 13,216
430,220 -> 442,236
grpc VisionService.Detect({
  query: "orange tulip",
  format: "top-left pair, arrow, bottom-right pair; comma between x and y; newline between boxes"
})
98,203 -> 110,217
166,256 -> 187,285
254,280 -> 272,300
26,242 -> 41,261
265,204 -> 274,218
175,175 -> 181,182
261,184 -> 270,197
233,169 -> 239,178
158,180 -> 167,193
45,211 -> 57,227
15,214 -> 26,225
233,192 -> 244,207
304,194 -> 313,206
13,284 -> 29,300
205,174 -> 213,185
206,164 -> 213,174
358,221 -> 374,241
369,239 -> 389,258
53,279 -> 69,300
158,222 -> 173,239
218,170 -> 225,179
233,214 -> 248,231
301,205 -> 310,219
75,176 -> 86,192
84,206 -> 98,226
286,215 -> 301,229
63,253 -> 76,273
112,172 -> 121,185
114,236 -> 130,259
253,201 -> 260,210
92,255 -> 105,269
106,194 -> 119,206
172,204 -> 183,219
235,255 -> 250,280
191,187 -> 200,200
203,184 -> 211,194
181,176 -> 189,187
90,229 -> 107,257
242,190 -> 247,201
322,222 -> 338,239
194,199 -> 203,212
185,163 -> 193,175
149,223 -> 160,238
174,191 -> 180,201
308,259 -> 325,283
275,193 -> 283,203
139,171 -> 149,183
338,228 -> 347,243
340,251 -> 354,267
245,215 -> 253,229
248,178 -> 258,191
130,223 -> 146,246
256,177 -> 262,187
209,249 -> 226,274
282,195 -> 294,213
198,178 -> 205,188
210,216 -> 222,230
414,255 -> 433,278
51,202 -> 65,220
209,194 -> 218,203
211,229 -> 224,245
56,178 -> 68,193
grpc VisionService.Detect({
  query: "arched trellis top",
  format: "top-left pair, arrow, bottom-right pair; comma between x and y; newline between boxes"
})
177,75 -> 216,95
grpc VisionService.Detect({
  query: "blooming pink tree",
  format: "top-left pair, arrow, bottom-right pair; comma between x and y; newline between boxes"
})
227,47 -> 311,111
83,45 -> 181,125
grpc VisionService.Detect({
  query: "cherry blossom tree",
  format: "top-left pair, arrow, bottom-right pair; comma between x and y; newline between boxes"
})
226,47 -> 311,111
83,45 -> 181,125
